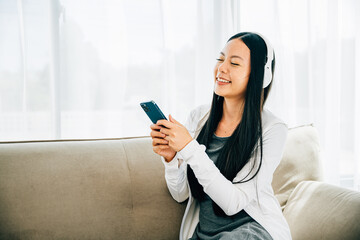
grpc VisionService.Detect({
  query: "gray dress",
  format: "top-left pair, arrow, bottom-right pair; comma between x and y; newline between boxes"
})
189,133 -> 273,240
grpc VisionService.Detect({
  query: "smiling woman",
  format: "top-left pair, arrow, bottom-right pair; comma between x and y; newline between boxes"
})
150,32 -> 292,240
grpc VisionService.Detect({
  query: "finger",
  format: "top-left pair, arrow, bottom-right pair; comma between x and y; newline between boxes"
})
153,137 -> 168,144
159,127 -> 171,136
152,138 -> 169,146
153,144 -> 170,152
163,135 -> 171,142
150,124 -> 161,130
156,119 -> 174,129
150,130 -> 166,138
150,124 -> 162,132
157,144 -> 170,150
169,114 -> 180,125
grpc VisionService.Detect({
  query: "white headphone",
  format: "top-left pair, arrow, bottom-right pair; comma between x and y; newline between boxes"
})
251,32 -> 274,88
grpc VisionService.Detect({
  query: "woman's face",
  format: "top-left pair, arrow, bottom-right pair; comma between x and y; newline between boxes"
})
213,39 -> 251,100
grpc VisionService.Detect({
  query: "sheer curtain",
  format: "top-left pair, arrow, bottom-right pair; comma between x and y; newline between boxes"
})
0,0 -> 220,139
0,0 -> 359,191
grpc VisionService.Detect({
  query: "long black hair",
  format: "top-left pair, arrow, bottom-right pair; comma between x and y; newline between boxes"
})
187,32 -> 275,216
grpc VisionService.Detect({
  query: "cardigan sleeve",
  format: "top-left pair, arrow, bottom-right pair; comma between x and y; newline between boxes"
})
177,122 -> 288,216
160,108 -> 196,203
161,153 -> 189,203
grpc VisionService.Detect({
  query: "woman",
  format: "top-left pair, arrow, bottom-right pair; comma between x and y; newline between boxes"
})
150,32 -> 292,240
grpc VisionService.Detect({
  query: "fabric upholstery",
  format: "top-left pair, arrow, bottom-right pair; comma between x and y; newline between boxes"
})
0,138 -> 186,240
283,180 -> 360,240
0,125 -> 359,239
272,124 -> 323,210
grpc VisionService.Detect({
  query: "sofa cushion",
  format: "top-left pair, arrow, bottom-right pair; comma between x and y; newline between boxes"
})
123,137 -> 187,238
272,124 -> 323,210
283,180 -> 360,240
0,140 -> 133,239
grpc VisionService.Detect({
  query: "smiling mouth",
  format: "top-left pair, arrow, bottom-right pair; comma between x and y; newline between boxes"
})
216,77 -> 231,83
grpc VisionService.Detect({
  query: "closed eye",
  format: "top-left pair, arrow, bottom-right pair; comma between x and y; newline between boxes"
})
216,58 -> 240,66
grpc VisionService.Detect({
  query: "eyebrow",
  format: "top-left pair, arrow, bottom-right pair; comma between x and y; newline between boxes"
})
220,52 -> 244,61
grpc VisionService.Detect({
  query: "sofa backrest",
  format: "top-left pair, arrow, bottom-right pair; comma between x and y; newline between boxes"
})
272,124 -> 323,210
0,137 -> 185,240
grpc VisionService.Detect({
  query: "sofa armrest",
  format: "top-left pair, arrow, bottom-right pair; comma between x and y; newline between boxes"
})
282,180 -> 360,240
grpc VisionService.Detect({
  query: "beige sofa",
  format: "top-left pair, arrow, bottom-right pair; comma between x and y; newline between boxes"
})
0,125 -> 359,240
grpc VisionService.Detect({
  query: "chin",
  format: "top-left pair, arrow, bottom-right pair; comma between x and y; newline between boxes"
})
214,91 -> 225,98
214,88 -> 225,96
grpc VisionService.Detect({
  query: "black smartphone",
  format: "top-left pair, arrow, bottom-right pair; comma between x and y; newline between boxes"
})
140,100 -> 168,129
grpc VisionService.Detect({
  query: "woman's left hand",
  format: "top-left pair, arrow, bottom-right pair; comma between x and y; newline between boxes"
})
156,114 -> 193,152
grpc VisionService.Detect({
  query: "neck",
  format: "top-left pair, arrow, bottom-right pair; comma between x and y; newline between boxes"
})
221,97 -> 245,124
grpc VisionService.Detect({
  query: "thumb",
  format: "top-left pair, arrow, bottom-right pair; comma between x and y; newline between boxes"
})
169,114 -> 179,124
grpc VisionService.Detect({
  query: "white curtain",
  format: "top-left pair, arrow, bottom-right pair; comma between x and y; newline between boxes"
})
0,0 -> 359,191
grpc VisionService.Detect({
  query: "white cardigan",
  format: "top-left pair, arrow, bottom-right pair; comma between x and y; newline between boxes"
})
161,104 -> 292,240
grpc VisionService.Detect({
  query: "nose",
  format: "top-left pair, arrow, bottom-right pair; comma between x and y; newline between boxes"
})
217,61 -> 228,74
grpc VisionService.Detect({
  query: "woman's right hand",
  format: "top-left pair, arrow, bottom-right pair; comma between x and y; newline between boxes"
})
150,124 -> 176,162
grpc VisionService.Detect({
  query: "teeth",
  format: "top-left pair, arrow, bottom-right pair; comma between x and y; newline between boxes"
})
217,78 -> 230,83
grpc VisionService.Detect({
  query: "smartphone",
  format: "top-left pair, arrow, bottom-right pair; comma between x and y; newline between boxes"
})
140,100 -> 168,129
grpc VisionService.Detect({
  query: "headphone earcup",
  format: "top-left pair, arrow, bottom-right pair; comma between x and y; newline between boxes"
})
263,63 -> 272,88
